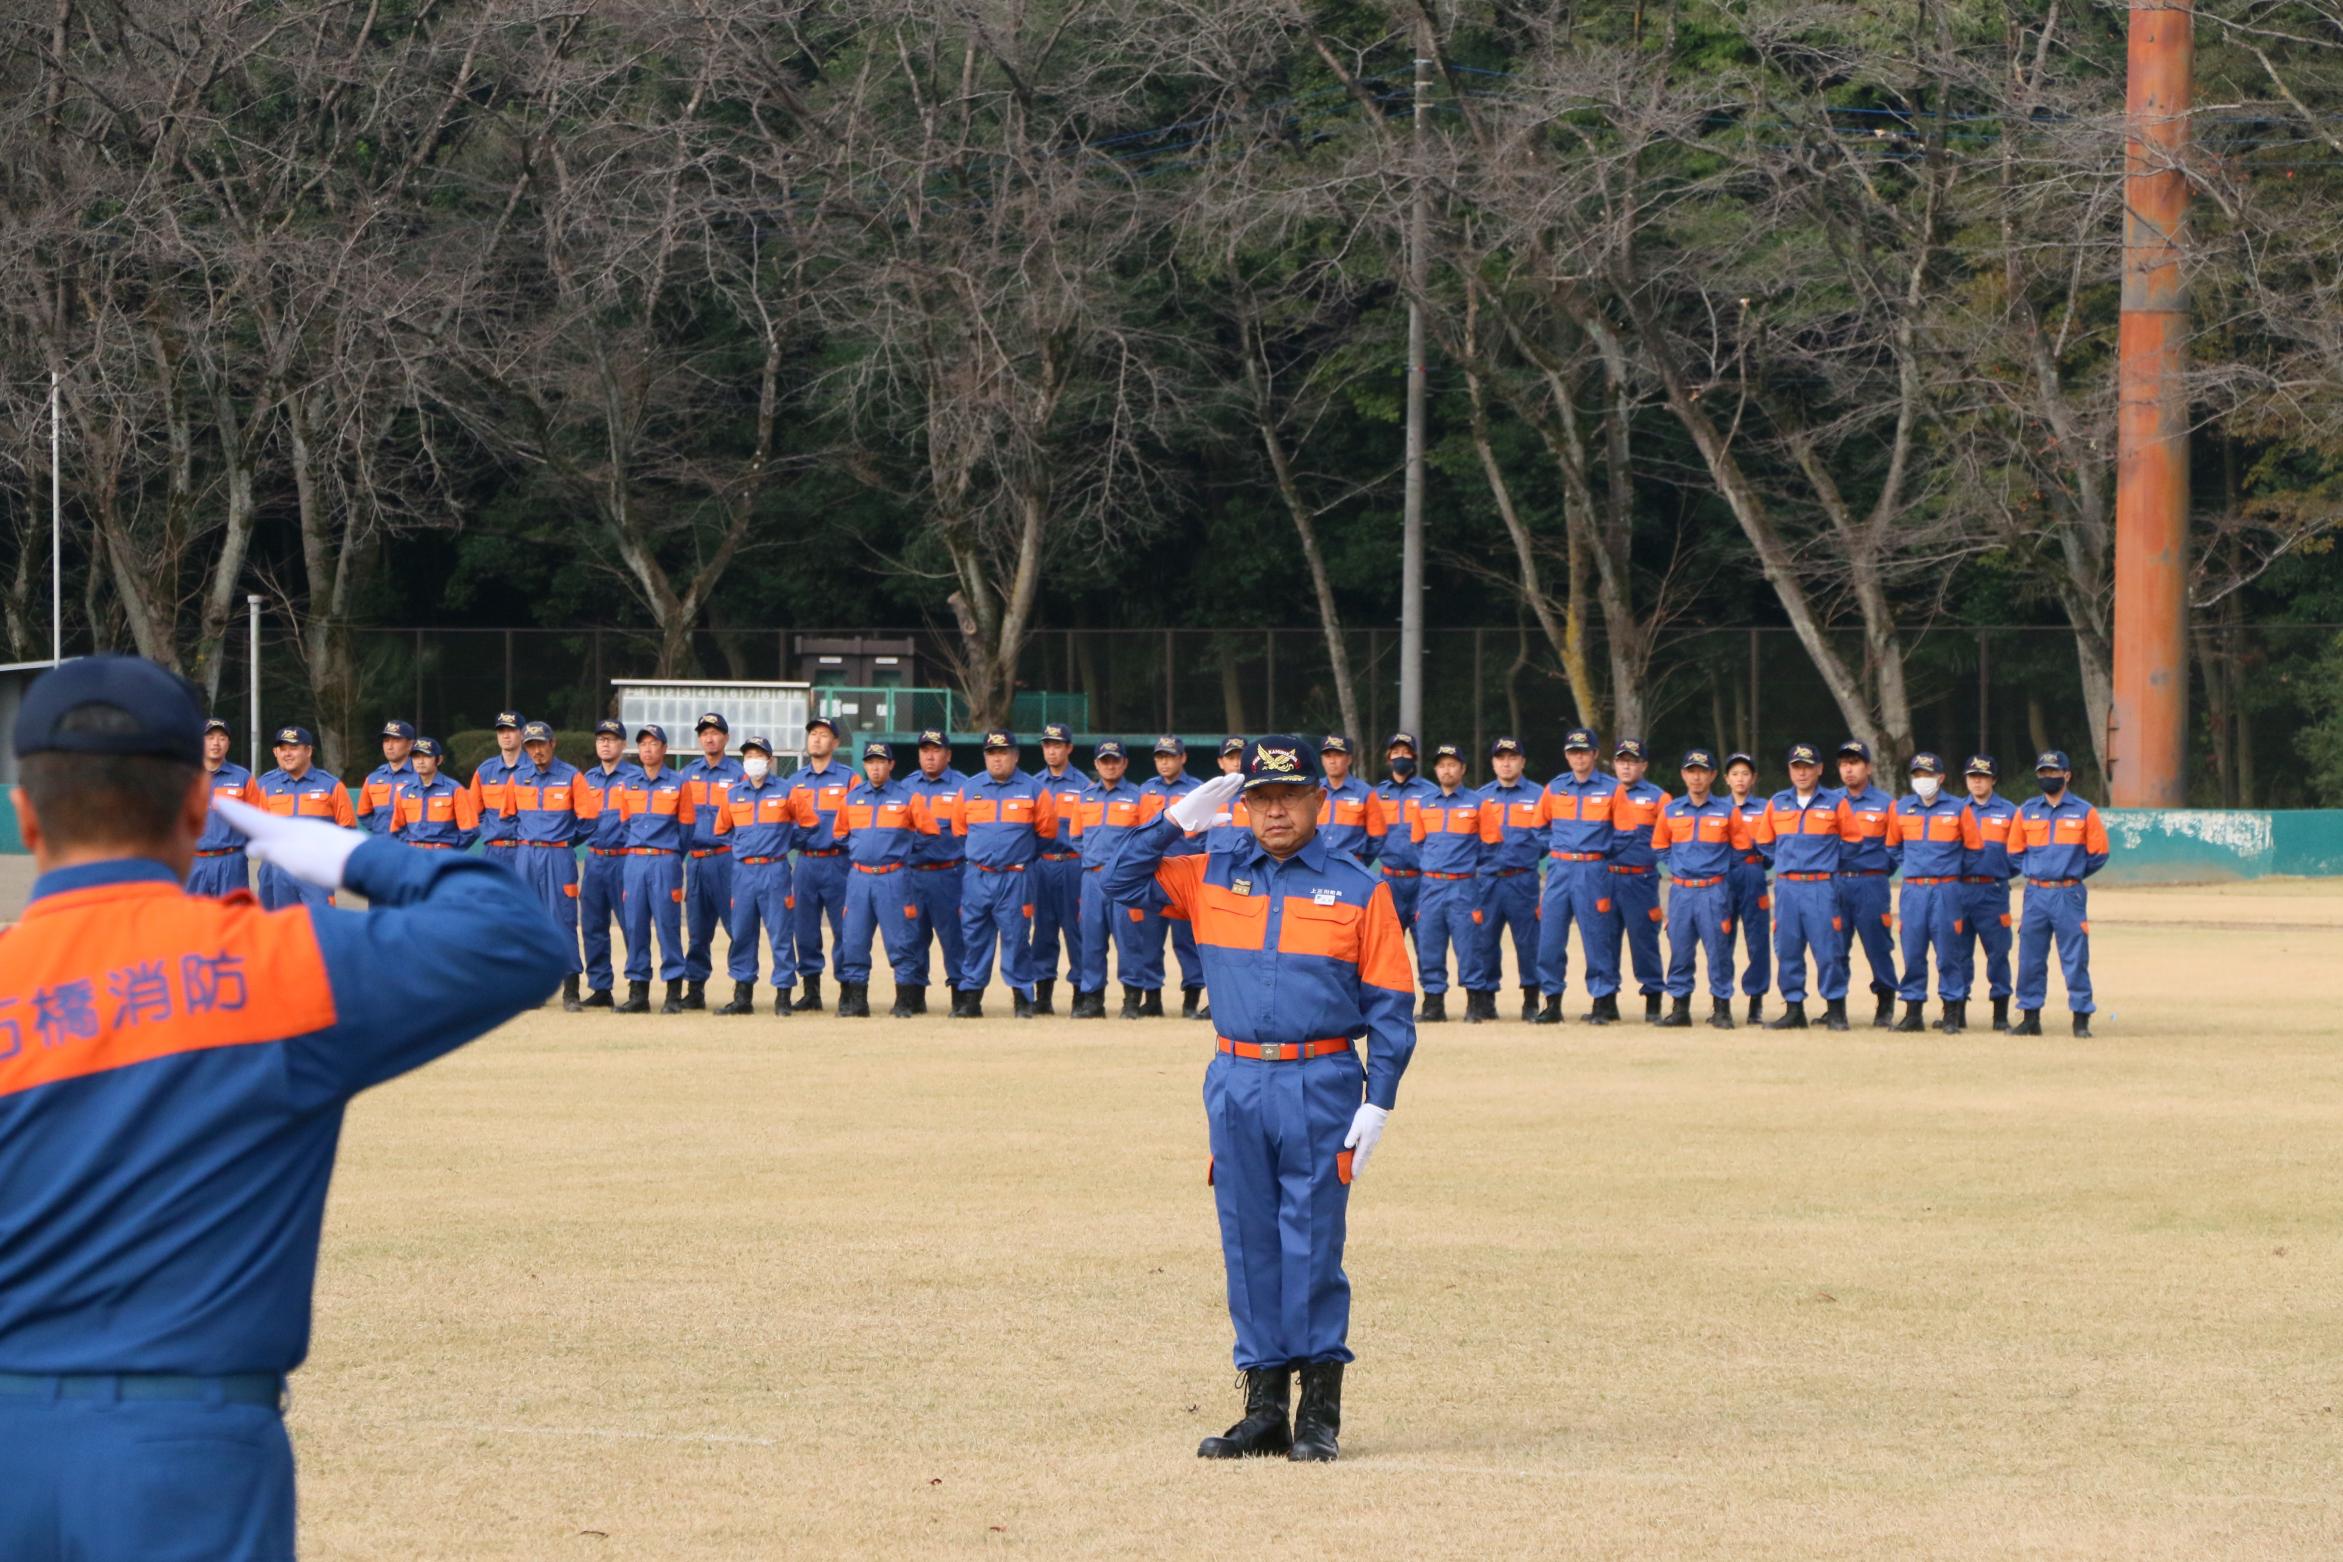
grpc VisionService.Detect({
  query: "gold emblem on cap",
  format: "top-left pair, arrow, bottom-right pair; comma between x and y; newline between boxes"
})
1253,743 -> 1299,773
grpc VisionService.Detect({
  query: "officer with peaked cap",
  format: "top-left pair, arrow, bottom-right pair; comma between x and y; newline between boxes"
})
833,740 -> 942,1017
1833,739 -> 1902,1026
1,656 -> 566,1558
612,723 -> 696,1013
944,730 -> 1060,1018
1957,754 -> 2020,1031
1106,736 -> 1416,1464
190,716 -> 255,898
507,720 -> 590,1009
387,737 -> 481,852
1068,738 -> 1146,1018
1410,741 -> 1491,1022
1372,732 -> 1438,960
1604,737 -> 1673,1023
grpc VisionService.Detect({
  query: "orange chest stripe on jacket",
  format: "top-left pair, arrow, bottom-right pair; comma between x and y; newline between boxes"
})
1190,881 -> 1267,951
0,884 -> 338,1100
1276,895 -> 1363,961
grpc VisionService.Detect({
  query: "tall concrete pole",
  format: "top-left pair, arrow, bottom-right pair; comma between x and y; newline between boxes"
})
1398,55 -> 1430,740
2111,0 -> 2192,806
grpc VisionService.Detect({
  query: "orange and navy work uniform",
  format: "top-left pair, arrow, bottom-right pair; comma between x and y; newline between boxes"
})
1606,777 -> 1673,999
1317,776 -> 1386,864
1652,795 -> 1755,1000
836,779 -> 941,986
469,752 -> 528,864
571,759 -> 641,994
1408,786 -> 1492,995
189,762 -> 255,899
390,775 -> 481,850
1069,774 -> 1148,994
1888,786 -> 1983,1003
505,757 -> 589,977
785,757 -> 856,984
613,766 -> 696,984
1835,781 -> 1901,1001
1529,770 -> 1624,1000
1749,788 -> 1861,1006
946,769 -> 1059,996
1959,785 -> 2021,1001
2007,788 -> 2111,1015
1474,776 -> 1545,993
356,759 -> 415,835
713,774 -> 811,990
251,767 -> 357,913
1104,810 -> 1416,1372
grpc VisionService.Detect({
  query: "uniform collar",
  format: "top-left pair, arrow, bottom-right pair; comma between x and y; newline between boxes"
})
1561,769 -> 1605,788
29,855 -> 181,904
977,768 -> 1026,788
1233,830 -> 1329,875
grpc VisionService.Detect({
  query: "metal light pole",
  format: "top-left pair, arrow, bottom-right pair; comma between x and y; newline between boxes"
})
1398,55 -> 1431,739
248,595 -> 263,765
51,370 -> 62,664
2111,0 -> 2192,806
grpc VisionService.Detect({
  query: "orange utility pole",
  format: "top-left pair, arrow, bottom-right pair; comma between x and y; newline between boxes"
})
2111,0 -> 2192,807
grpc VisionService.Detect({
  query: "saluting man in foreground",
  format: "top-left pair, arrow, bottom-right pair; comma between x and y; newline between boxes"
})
0,656 -> 568,1559
1107,736 -> 1416,1464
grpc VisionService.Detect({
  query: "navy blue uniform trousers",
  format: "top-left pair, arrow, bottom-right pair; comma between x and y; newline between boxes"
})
0,1393 -> 294,1561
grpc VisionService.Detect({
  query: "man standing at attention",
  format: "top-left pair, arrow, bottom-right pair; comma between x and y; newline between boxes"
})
1957,755 -> 2020,1032
904,729 -> 970,1005
711,735 -> 805,1017
1834,739 -> 1902,1027
2006,749 -> 2112,1037
356,719 -> 417,835
786,716 -> 854,1012
1372,733 -> 1438,962
189,716 -> 254,899
1474,735 -> 1545,1022
1028,722 -> 1088,1015
1750,743 -> 1861,1031
1722,752 -> 1774,1024
1107,737 -> 1415,1464
946,731 -> 1058,1019
571,719 -> 639,1009
253,725 -> 357,911
1528,727 -> 1623,1026
468,710 -> 528,874
1069,739 -> 1146,1020
1604,738 -> 1672,1023
614,724 -> 696,1015
1137,736 -> 1209,1019
506,721 -> 590,1012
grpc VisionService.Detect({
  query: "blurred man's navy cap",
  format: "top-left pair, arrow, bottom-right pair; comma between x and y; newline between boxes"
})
273,725 -> 318,749
12,655 -> 204,765
1240,735 -> 1321,792
594,718 -> 627,738
1041,723 -> 1073,744
1838,739 -> 1872,762
696,712 -> 729,734
740,735 -> 774,756
203,716 -> 233,736
636,724 -> 669,745
1385,731 -> 1418,752
380,719 -> 416,741
806,716 -> 840,736
522,720 -> 556,743
1965,753 -> 1998,778
1219,735 -> 1246,757
863,740 -> 895,762
412,736 -> 444,760
1320,733 -> 1353,756
1153,735 -> 1185,757
494,710 -> 524,730
1094,739 -> 1129,761
1563,727 -> 1598,752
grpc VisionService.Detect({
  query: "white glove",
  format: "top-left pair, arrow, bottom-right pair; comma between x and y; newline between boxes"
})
1342,1103 -> 1389,1179
1168,771 -> 1245,833
212,795 -> 366,892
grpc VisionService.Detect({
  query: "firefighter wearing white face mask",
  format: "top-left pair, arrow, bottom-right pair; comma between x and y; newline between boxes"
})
708,735 -> 812,1015
1885,752 -> 1983,1033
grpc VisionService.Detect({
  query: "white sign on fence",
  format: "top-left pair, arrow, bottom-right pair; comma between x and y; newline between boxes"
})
613,681 -> 814,767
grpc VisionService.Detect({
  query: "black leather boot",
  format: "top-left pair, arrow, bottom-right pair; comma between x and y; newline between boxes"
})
1992,996 -> 2011,1032
2010,1008 -> 2042,1036
771,987 -> 794,1016
561,975 -> 583,1013
1462,991 -> 1490,1025
1872,990 -> 1895,1028
1139,988 -> 1165,1018
1643,992 -> 1663,1024
1709,996 -> 1736,1030
908,985 -> 928,1015
2071,1011 -> 2093,1038
1583,994 -> 1620,1026
1746,995 -> 1763,1025
683,979 -> 707,1012
615,979 -> 650,1014
949,988 -> 984,1019
1120,985 -> 1144,1019
1893,1000 -> 1926,1032
791,976 -> 824,1013
717,981 -> 756,1015
1182,986 -> 1206,1020
1419,993 -> 1447,1023
1521,986 -> 1541,1022
1196,1367 -> 1292,1459
1765,1001 -> 1808,1030
891,985 -> 920,1018
836,981 -> 870,1018
1529,993 -> 1563,1025
582,985 -> 615,1009
1070,988 -> 1106,1019
659,979 -> 685,1015
1824,997 -> 1851,1031
1288,1361 -> 1344,1463
1657,995 -> 1692,1028
1013,989 -> 1035,1019
1032,978 -> 1057,1016
1935,1000 -> 1966,1034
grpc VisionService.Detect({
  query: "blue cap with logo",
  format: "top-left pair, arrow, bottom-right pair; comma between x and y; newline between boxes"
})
740,734 -> 774,756
1563,727 -> 1598,752
1220,735 -> 1245,757
594,718 -> 627,738
1095,739 -> 1129,761
380,719 -> 417,741
806,716 -> 840,737
863,740 -> 895,762
1490,735 -> 1524,757
12,655 -> 205,764
1385,731 -> 1419,752
2034,748 -> 2072,773
1614,737 -> 1648,761
1153,734 -> 1185,757
1320,733 -> 1352,756
1040,723 -> 1072,744
1786,742 -> 1822,766
273,724 -> 318,749
203,715 -> 232,736
635,723 -> 669,745
1724,750 -> 1756,772
1681,747 -> 1718,771
412,736 -> 444,760
494,710 -> 524,731
522,720 -> 555,744
1908,751 -> 1944,776
1965,753 -> 1998,778
695,711 -> 729,735
917,728 -> 949,749
1239,734 -> 1322,791
1838,739 -> 1872,762
1430,742 -> 1464,763
983,730 -> 1017,751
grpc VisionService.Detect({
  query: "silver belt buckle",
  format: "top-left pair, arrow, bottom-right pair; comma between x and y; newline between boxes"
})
1257,1042 -> 1286,1062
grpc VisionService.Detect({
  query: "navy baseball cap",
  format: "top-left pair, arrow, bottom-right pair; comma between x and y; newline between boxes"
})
1723,750 -> 1756,771
380,719 -> 417,741
983,730 -> 1017,751
1239,734 -> 1321,791
412,736 -> 444,760
1430,742 -> 1464,763
1563,727 -> 1598,752
1681,747 -> 1717,771
1838,739 -> 1872,762
2034,749 -> 2072,772
522,720 -> 555,743
636,723 -> 669,744
1385,731 -> 1418,752
1320,733 -> 1352,756
1965,753 -> 1998,778
1491,736 -> 1524,757
593,718 -> 626,738
1040,723 -> 1072,744
806,716 -> 840,736
863,740 -> 895,762
739,734 -> 774,755
1153,735 -> 1185,756
1909,752 -> 1944,776
695,711 -> 729,734
272,725 -> 318,749
1786,742 -> 1822,766
203,715 -> 232,736
917,728 -> 949,748
1614,737 -> 1648,761
12,655 -> 205,765
1219,735 -> 1245,757
1095,739 -> 1129,761
494,710 -> 523,730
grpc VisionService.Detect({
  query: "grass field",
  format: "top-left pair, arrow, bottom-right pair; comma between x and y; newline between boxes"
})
13,868 -> 2343,1557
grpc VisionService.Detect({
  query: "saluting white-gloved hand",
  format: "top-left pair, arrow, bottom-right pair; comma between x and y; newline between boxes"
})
1167,771 -> 1246,833
1343,1103 -> 1389,1179
212,795 -> 366,892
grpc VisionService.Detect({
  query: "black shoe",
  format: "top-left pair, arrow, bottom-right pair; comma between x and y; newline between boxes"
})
1032,979 -> 1057,1016
1746,995 -> 1763,1024
717,981 -> 756,1016
1825,998 -> 1851,1031
949,988 -> 984,1019
2072,1012 -> 2093,1038
561,975 -> 583,1013
771,987 -> 794,1017
1529,993 -> 1563,1025
1120,985 -> 1144,1020
683,980 -> 707,1012
1139,989 -> 1165,1018
1935,1000 -> 1966,1034
1182,986 -> 1206,1020
1463,991 -> 1492,1025
1709,997 -> 1736,1030
615,980 -> 650,1014
1197,1367 -> 1292,1460
1765,1001 -> 1808,1030
1070,987 -> 1106,1019
1288,1361 -> 1344,1463
1644,992 -> 1664,1024
1582,994 -> 1620,1026
2010,1008 -> 2043,1036
1521,987 -> 1541,1023
791,976 -> 824,1013
581,986 -> 615,1009
1872,991 -> 1895,1029
1657,995 -> 1692,1028
1893,1000 -> 1926,1033
1992,996 -> 2011,1033
908,986 -> 928,1015
1419,993 -> 1447,1024
1013,990 -> 1035,1019
835,980 -> 870,1018
890,985 -> 920,1019
659,980 -> 685,1015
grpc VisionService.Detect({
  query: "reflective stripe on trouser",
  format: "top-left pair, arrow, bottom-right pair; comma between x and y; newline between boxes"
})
1413,876 -> 1487,996
1771,878 -> 1847,1004
185,853 -> 249,899
1026,856 -> 1083,982
255,863 -> 330,913
621,852 -> 686,982
909,867 -> 966,989
517,846 -> 581,976
1835,874 -> 1899,997
1664,879 -> 1736,999
0,1398 -> 294,1561
683,852 -> 733,983
2016,882 -> 2093,1013
958,867 -> 1036,996
1961,882 -> 2013,999
1535,859 -> 1620,998
1610,870 -> 1665,996
1729,862 -> 1772,996
1475,872 -> 1539,990
1076,870 -> 1146,992
1895,881 -> 1971,1001
580,853 -> 625,990
841,871 -> 925,984
726,857 -> 797,985
791,853 -> 851,980
1204,1046 -> 1362,1371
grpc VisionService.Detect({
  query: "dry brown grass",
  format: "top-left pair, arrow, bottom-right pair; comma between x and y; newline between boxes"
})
19,862 -> 2343,1558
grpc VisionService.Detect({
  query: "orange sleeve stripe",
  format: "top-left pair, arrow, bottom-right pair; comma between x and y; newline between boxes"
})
1155,853 -> 1211,926
1358,881 -> 1414,992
